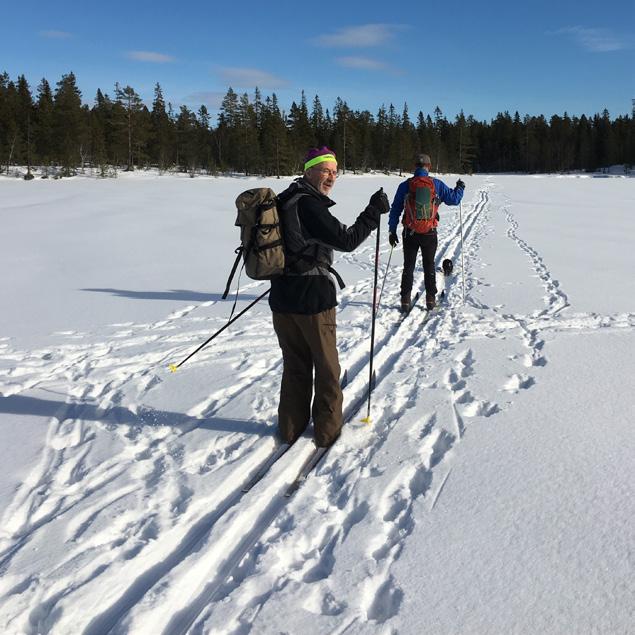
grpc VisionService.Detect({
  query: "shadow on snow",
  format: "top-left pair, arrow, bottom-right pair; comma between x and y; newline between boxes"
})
80,288 -> 261,302
0,393 -> 271,437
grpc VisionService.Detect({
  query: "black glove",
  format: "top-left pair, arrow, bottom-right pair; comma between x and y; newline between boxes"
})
456,179 -> 465,190
389,232 -> 399,247
368,188 -> 390,214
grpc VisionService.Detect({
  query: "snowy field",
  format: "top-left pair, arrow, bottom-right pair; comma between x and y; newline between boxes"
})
0,171 -> 633,635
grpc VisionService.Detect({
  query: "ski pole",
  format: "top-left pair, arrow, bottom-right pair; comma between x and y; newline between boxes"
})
168,288 -> 270,372
376,244 -> 394,312
361,214 -> 381,423
459,200 -> 466,304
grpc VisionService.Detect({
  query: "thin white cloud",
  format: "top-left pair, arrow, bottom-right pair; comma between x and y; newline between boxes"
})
336,56 -> 404,77
553,26 -> 629,52
127,50 -> 175,63
217,67 -> 288,89
40,30 -> 72,39
183,91 -> 226,108
313,23 -> 405,48
336,56 -> 390,70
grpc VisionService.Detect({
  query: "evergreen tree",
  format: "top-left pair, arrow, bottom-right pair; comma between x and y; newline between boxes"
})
352,109 -> 374,171
574,114 -> 593,171
534,115 -> 551,172
416,111 -> 435,160
53,72 -> 84,175
398,103 -> 415,175
238,92 -> 259,175
253,87 -> 263,134
373,105 -> 389,171
433,106 -> 446,171
114,83 -> 147,170
0,73 -> 10,163
311,94 -> 326,144
594,109 -> 616,169
175,105 -> 198,173
197,105 -> 215,173
287,91 -> 314,170
456,111 -> 477,174
150,83 -> 172,170
93,89 -> 119,167
0,75 -> 20,173
385,103 -> 401,170
34,79 -> 55,169
509,111 -> 524,171
88,90 -> 109,175
260,93 -> 289,177
332,97 -> 351,172
16,75 -> 34,171
612,114 -> 633,172
217,87 -> 240,170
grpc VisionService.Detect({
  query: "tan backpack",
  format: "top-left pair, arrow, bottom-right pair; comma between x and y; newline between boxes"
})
222,188 -> 285,298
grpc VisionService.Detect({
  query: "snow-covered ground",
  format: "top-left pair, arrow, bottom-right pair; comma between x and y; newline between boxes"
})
0,171 -> 633,635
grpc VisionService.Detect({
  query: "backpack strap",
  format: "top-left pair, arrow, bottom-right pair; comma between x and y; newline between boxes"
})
281,189 -> 347,289
222,246 -> 244,300
402,177 -> 412,224
293,254 -> 346,290
325,265 -> 346,289
247,199 -> 282,253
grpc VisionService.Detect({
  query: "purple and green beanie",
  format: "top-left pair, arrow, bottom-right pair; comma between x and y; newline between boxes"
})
303,146 -> 337,171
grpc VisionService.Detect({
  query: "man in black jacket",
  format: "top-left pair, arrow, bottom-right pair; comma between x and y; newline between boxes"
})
271,147 -> 389,447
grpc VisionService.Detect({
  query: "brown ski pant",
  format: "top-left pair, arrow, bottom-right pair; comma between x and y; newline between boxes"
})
272,308 -> 343,447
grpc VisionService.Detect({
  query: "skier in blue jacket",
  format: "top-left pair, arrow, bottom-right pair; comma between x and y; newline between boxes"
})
388,154 -> 464,310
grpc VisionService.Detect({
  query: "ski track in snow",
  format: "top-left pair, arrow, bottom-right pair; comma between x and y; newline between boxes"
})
0,181 -> 633,634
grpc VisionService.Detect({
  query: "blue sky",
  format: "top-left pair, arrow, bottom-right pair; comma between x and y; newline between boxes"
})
1,0 -> 633,122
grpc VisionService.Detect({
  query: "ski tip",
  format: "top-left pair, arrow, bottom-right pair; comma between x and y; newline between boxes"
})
168,364 -> 178,373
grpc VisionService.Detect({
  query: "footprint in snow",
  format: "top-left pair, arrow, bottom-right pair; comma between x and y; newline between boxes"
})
366,575 -> 404,623
460,399 -> 500,418
502,373 -> 535,392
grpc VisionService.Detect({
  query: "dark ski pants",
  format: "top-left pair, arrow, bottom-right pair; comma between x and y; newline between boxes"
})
400,228 -> 438,300
272,308 -> 343,447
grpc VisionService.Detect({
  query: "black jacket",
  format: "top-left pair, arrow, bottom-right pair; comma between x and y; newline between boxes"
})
269,177 -> 380,314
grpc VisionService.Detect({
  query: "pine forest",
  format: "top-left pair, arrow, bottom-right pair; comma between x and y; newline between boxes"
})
1,71 -> 633,178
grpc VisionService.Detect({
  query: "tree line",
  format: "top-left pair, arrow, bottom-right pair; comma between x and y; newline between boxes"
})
1,70 -> 633,178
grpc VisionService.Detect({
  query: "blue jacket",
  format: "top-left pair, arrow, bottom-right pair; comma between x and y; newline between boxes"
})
388,168 -> 464,233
